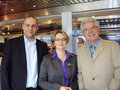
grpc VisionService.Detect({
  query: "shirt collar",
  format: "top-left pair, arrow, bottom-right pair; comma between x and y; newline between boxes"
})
51,50 -> 74,59
24,36 -> 36,45
88,38 -> 100,48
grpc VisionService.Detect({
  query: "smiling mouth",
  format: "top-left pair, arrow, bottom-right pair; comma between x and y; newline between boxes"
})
29,32 -> 33,34
88,33 -> 95,37
59,45 -> 63,46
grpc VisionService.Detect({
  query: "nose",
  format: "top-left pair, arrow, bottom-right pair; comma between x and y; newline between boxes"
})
88,28 -> 93,33
59,39 -> 63,42
29,26 -> 33,30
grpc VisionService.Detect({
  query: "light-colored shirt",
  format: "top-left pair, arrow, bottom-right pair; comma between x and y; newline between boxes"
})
88,38 -> 100,56
24,36 -> 38,88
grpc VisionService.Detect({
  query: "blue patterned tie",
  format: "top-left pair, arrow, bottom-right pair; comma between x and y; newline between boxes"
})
91,45 -> 95,60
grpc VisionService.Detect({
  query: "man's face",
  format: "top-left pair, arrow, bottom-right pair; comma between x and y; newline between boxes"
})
22,17 -> 38,40
82,22 -> 100,45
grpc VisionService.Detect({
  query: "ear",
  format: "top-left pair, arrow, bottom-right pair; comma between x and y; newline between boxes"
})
82,32 -> 85,37
37,26 -> 39,31
53,43 -> 56,48
22,24 -> 24,29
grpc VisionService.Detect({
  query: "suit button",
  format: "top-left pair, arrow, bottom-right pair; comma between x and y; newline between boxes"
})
92,78 -> 95,80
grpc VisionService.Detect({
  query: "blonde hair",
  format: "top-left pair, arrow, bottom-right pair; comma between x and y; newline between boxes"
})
52,30 -> 69,44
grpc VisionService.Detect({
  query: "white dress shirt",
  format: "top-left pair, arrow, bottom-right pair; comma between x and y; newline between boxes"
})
24,36 -> 38,88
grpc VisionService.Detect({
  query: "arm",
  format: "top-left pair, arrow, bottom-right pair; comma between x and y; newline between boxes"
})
77,48 -> 84,90
70,56 -> 78,90
39,56 -> 61,90
109,43 -> 120,90
70,76 -> 78,90
77,64 -> 84,90
1,41 -> 12,90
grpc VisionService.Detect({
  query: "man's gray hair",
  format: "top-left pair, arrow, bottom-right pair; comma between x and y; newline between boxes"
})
80,17 -> 100,31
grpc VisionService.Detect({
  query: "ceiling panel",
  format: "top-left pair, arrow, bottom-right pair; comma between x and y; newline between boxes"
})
0,0 -> 102,16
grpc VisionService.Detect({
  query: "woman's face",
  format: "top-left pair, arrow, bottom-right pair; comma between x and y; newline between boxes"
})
54,33 -> 67,50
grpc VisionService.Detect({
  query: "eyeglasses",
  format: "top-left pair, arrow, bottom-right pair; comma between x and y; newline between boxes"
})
55,38 -> 67,41
83,26 -> 98,33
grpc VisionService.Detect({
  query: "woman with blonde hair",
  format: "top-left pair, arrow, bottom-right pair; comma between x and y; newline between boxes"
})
39,30 -> 78,90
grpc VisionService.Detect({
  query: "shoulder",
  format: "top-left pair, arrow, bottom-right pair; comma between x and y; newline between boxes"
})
43,54 -> 53,60
6,36 -> 23,45
44,54 -> 52,59
36,39 -> 47,45
78,43 -> 88,51
67,52 -> 77,61
101,39 -> 119,47
70,55 -> 77,63
42,54 -> 52,63
67,53 -> 77,66
36,39 -> 48,49
36,39 -> 49,52
71,53 -> 77,58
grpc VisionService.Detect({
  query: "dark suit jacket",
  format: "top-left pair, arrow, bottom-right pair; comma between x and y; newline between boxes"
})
39,53 -> 78,90
1,36 -> 48,90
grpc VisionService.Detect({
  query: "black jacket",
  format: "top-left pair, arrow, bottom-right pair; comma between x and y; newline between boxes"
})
1,36 -> 48,90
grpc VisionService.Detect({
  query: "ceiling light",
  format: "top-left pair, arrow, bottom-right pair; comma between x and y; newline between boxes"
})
48,20 -> 51,24
33,5 -> 36,7
11,9 -> 14,11
92,16 -> 95,18
2,32 -> 5,35
109,15 -> 113,18
7,32 -> 10,34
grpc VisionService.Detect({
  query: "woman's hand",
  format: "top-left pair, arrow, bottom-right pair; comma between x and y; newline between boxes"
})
67,87 -> 72,90
60,86 -> 72,90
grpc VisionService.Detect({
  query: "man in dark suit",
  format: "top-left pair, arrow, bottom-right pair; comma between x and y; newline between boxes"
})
1,16 -> 48,90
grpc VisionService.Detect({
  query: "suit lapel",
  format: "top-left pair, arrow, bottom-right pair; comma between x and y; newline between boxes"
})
67,58 -> 72,79
84,44 -> 93,63
85,39 -> 104,62
36,40 -> 42,73
19,36 -> 27,75
94,39 -> 104,61
53,57 -> 64,75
